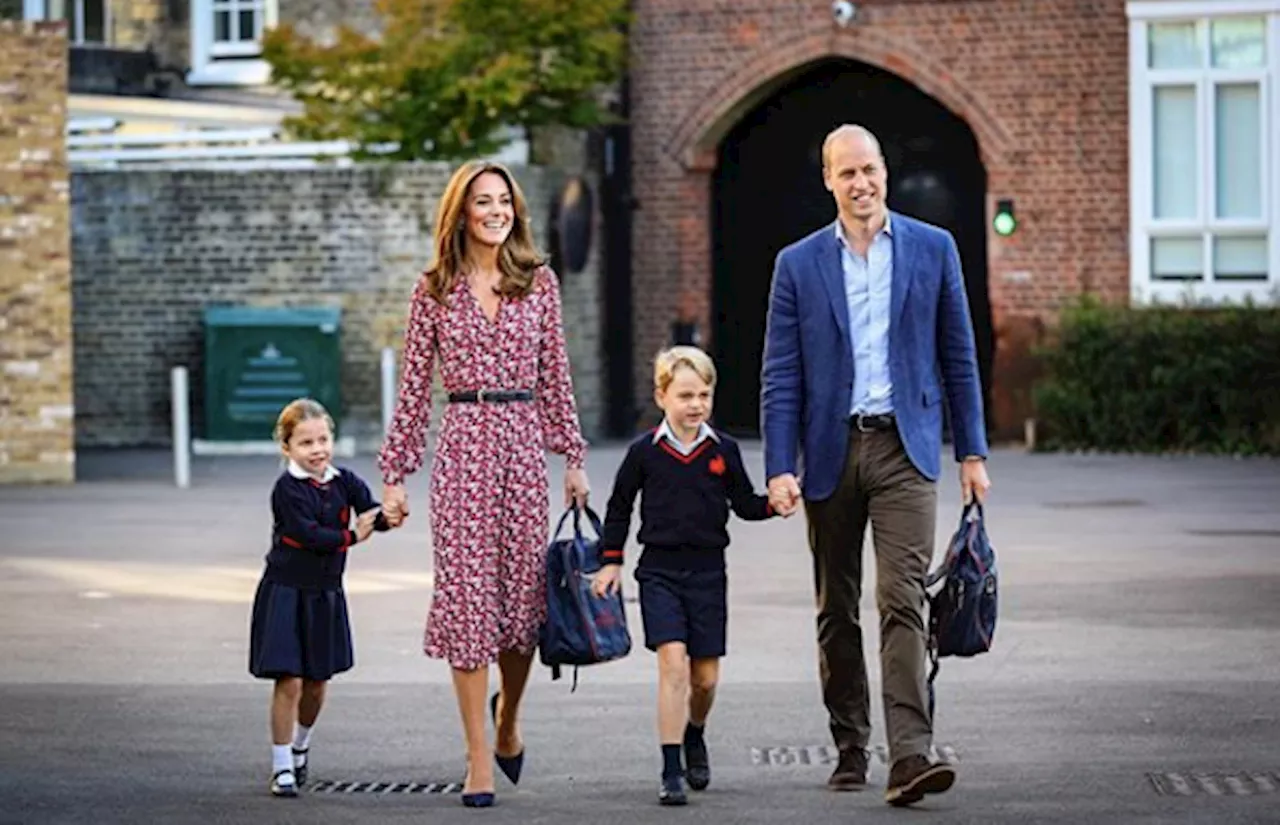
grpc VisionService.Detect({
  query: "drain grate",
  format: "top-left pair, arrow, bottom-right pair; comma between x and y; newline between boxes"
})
751,744 -> 958,767
309,780 -> 461,794
1149,772 -> 1280,796
1043,498 -> 1147,509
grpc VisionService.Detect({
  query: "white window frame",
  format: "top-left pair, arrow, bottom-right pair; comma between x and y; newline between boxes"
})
23,0 -> 109,46
188,0 -> 278,87
1128,0 -> 1280,305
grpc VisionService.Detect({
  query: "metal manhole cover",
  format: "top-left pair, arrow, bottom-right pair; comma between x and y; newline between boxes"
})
309,780 -> 461,794
1043,499 -> 1147,509
1149,772 -> 1279,796
751,744 -> 958,767
1184,529 -> 1280,538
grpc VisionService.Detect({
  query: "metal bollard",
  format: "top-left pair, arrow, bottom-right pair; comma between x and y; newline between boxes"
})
171,366 -> 191,489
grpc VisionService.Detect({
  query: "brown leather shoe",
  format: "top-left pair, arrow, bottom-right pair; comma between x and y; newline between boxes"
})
826,748 -> 868,791
885,754 -> 956,806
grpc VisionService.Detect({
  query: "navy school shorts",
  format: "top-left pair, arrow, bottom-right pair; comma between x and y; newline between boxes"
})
634,565 -> 727,659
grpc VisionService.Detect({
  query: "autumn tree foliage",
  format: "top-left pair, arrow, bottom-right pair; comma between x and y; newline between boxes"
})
264,0 -> 627,160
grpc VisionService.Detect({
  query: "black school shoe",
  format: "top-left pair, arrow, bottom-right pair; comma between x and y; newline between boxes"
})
291,747 -> 308,786
659,773 -> 688,806
270,768 -> 298,798
684,737 -> 710,791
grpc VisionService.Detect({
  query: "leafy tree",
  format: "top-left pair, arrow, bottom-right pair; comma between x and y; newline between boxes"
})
264,0 -> 627,160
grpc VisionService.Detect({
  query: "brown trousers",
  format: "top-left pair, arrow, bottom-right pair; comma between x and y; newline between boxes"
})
804,426 -> 938,763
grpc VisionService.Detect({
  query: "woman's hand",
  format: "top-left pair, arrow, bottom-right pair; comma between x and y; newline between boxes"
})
564,468 -> 590,509
382,484 -> 408,527
591,564 -> 622,598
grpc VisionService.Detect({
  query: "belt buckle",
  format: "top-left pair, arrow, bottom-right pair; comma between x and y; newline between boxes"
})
855,414 -> 871,433
476,389 -> 489,403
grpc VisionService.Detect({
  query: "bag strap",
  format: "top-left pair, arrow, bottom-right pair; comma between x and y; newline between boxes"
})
552,505 -> 605,542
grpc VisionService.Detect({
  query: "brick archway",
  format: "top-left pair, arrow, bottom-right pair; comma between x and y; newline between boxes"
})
665,28 -> 1015,175
648,27 -> 1018,435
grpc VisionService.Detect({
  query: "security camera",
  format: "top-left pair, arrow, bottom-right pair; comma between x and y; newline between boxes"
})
832,0 -> 856,27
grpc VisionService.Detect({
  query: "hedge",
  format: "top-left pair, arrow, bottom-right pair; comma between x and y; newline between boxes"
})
1032,299 -> 1280,455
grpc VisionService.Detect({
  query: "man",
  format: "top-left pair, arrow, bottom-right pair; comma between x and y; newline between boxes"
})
760,124 -> 991,807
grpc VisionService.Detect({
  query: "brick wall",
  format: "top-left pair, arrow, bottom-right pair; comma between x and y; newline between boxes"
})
630,0 -> 1130,436
280,0 -> 381,42
70,163 -> 606,448
0,21 -> 74,484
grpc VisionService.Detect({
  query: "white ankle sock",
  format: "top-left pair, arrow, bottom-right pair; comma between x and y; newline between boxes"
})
292,724 -> 313,752
272,744 -> 293,773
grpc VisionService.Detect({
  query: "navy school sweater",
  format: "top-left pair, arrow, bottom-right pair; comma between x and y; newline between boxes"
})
262,467 -> 389,590
601,427 -> 774,571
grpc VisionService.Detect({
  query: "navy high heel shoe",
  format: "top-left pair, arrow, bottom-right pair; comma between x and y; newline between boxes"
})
461,791 -> 495,808
489,692 -> 526,785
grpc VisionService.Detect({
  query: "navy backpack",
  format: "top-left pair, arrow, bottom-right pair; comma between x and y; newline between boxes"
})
538,506 -> 632,689
926,503 -> 998,716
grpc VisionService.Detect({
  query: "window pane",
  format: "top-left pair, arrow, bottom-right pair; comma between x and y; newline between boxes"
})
1153,86 -> 1197,220
1211,17 -> 1266,68
214,9 -> 229,42
1216,84 -> 1262,219
1214,236 -> 1268,281
1152,237 -> 1203,281
83,0 -> 105,43
1150,21 -> 1200,69
238,9 -> 255,41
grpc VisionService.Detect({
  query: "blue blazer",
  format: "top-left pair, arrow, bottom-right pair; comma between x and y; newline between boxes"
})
760,212 -> 988,501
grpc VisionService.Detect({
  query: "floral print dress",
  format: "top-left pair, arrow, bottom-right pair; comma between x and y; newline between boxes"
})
378,266 -> 587,670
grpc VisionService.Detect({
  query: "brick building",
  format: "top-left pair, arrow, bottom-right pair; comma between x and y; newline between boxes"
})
623,0 -> 1280,439
0,21 -> 72,482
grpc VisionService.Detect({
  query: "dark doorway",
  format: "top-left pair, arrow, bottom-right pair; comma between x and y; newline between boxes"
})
711,59 -> 993,436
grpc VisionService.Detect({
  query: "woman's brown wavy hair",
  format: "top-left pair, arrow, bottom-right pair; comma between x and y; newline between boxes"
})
423,160 -> 546,304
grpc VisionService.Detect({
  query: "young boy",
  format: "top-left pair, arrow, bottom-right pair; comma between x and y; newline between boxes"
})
592,346 -> 784,806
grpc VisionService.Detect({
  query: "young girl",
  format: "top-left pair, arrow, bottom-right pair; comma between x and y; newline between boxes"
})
248,398 -> 390,797
592,346 -> 783,805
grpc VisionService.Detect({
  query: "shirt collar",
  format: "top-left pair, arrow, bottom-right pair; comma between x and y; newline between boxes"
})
834,212 -> 893,249
653,419 -> 720,447
287,460 -> 339,483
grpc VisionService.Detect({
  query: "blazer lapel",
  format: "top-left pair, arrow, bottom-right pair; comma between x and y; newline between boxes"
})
889,212 -> 915,331
817,224 -> 851,342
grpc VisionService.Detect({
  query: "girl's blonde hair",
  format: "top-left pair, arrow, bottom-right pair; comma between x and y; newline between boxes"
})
273,398 -> 334,445
654,346 -> 717,393
423,160 -> 546,305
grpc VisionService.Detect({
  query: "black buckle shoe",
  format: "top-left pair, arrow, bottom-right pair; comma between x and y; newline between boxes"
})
659,774 -> 687,806
291,747 -> 308,786
270,768 -> 298,798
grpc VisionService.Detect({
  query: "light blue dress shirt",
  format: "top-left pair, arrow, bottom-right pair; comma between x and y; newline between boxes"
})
836,216 -> 895,416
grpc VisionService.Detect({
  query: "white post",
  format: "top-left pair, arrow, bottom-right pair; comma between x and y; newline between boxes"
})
171,366 -> 191,489
380,347 -> 396,434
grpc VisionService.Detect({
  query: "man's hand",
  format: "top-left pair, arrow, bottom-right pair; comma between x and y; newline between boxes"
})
382,483 -> 408,527
960,458 -> 991,505
591,564 -> 622,598
767,473 -> 802,517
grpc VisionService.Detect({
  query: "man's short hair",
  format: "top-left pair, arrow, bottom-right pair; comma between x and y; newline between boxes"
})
821,124 -> 883,169
654,346 -> 717,392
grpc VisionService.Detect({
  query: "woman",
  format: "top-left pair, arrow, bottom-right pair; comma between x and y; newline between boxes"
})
377,161 -> 590,808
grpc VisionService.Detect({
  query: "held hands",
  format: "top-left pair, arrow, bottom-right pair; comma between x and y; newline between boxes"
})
354,507 -> 381,542
591,563 -> 622,598
960,458 -> 992,505
382,483 -> 408,528
767,473 -> 802,517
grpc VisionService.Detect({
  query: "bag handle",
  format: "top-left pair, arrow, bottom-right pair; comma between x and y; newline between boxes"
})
552,504 -> 604,543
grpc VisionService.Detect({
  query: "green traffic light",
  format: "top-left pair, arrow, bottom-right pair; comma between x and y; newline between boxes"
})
993,211 -> 1017,236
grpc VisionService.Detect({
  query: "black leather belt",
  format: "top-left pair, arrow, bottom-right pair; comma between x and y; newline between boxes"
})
447,389 -> 534,403
852,412 -> 896,432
